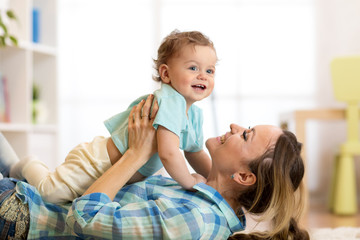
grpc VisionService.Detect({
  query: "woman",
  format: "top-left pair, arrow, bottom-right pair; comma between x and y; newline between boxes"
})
0,95 -> 309,239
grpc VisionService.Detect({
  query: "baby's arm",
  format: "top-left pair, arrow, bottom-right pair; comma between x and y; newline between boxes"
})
157,126 -> 206,190
184,150 -> 211,178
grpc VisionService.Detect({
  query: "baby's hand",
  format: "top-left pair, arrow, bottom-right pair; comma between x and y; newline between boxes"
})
191,173 -> 207,188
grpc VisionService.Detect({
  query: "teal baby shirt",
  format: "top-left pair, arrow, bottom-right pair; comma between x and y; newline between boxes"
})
104,83 -> 204,176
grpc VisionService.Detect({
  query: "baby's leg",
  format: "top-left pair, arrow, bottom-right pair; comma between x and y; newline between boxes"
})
18,156 -> 50,185
10,155 -> 39,180
10,156 -> 75,203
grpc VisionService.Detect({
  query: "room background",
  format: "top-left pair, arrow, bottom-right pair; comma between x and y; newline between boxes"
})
1,0 -> 358,205
57,0 -> 360,204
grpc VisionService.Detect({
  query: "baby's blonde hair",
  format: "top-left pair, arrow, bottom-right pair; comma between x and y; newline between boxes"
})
153,30 -> 216,82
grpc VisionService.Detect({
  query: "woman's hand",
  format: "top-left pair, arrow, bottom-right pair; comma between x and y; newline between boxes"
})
83,95 -> 158,200
128,94 -> 159,161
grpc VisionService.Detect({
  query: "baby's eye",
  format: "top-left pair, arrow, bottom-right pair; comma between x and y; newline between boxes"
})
242,130 -> 248,141
206,69 -> 215,74
189,66 -> 198,71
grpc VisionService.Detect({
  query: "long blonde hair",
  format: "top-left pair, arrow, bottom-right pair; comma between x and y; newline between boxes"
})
230,130 -> 309,240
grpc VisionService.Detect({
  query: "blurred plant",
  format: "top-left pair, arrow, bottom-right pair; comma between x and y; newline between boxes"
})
33,83 -> 40,101
32,83 -> 48,124
32,83 -> 40,123
0,9 -> 18,47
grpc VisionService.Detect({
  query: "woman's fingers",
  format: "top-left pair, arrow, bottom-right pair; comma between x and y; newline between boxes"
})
127,95 -> 158,159
150,98 -> 159,122
129,94 -> 157,125
141,94 -> 158,123
128,106 -> 136,127
142,95 -> 153,120
134,99 -> 145,124
128,99 -> 144,127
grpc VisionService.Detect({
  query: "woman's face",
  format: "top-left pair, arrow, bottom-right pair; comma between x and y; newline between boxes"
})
206,124 -> 282,172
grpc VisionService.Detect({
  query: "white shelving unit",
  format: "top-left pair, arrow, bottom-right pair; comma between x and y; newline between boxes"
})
0,0 -> 58,170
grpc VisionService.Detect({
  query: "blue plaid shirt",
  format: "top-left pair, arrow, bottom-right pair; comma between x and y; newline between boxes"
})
16,175 -> 245,239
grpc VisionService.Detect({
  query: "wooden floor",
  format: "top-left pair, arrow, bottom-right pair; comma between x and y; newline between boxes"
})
304,200 -> 360,229
246,200 -> 360,232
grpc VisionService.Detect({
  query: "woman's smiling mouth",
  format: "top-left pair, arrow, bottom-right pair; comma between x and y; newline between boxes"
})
220,135 -> 225,144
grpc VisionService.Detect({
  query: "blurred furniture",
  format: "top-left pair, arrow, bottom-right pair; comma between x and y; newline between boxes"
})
0,1 -> 59,169
329,56 -> 360,215
280,56 -> 360,216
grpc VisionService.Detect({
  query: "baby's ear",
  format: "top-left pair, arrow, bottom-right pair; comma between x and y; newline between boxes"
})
159,64 -> 170,84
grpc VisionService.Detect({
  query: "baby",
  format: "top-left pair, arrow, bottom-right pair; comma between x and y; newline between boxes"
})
10,30 -> 217,203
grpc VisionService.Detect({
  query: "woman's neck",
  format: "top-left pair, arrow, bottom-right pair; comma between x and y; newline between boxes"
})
206,174 -> 242,212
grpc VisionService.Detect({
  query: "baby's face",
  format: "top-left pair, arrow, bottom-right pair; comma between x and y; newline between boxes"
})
164,44 -> 217,107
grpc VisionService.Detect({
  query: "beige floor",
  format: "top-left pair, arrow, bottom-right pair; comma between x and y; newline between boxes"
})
305,200 -> 360,229
245,199 -> 360,233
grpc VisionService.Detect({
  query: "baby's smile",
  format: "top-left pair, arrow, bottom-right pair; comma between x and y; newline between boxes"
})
191,84 -> 206,90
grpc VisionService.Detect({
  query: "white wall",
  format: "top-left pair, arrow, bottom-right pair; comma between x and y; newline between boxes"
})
57,0 -> 360,202
58,0 -> 157,149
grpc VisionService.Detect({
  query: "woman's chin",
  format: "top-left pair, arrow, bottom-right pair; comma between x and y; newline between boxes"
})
205,137 -> 217,151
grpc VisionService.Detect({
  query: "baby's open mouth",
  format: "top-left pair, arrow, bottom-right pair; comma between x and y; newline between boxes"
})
191,84 -> 206,90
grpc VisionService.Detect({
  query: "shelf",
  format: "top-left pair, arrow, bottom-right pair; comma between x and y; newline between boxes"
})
31,43 -> 57,56
31,124 -> 58,133
1,0 -> 59,166
6,41 -> 58,56
0,123 -> 30,132
0,123 -> 58,133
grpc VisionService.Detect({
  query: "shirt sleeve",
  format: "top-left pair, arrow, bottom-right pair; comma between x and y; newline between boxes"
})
153,92 -> 187,138
66,193 -> 206,239
103,95 -> 148,154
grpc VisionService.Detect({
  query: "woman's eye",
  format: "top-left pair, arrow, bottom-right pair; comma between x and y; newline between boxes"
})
242,130 -> 248,141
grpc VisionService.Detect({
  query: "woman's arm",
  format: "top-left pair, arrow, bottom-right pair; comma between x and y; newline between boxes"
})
157,126 -> 206,190
67,96 -> 209,239
83,94 -> 158,200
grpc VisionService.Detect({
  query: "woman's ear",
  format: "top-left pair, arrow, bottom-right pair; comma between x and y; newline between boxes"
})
159,64 -> 170,84
232,171 -> 256,186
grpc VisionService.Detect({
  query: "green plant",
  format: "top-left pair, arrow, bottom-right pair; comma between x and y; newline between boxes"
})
32,83 -> 40,124
33,83 -> 40,101
0,9 -> 18,47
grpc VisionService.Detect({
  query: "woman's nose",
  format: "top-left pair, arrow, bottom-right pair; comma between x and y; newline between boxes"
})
230,123 -> 241,134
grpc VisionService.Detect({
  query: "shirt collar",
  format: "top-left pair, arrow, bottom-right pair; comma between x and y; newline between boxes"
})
193,182 -> 246,233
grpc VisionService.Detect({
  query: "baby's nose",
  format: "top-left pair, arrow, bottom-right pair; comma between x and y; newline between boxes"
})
197,72 -> 207,80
